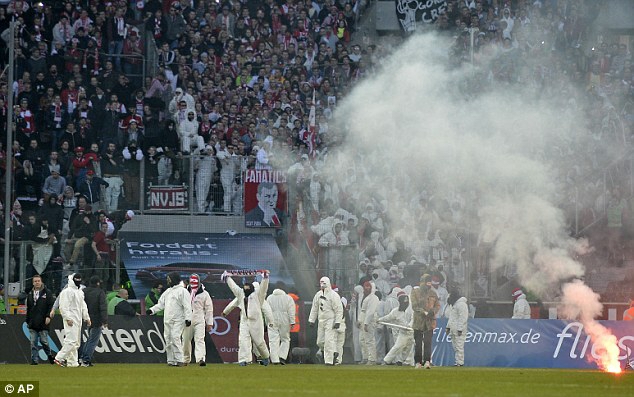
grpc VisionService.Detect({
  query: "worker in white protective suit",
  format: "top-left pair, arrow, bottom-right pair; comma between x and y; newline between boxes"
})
147,271 -> 193,366
308,276 -> 343,365
266,287 -> 295,364
446,290 -> 469,366
177,109 -> 205,154
222,271 -> 272,366
358,280 -> 379,365
216,145 -> 238,212
194,146 -> 218,212
379,292 -> 414,366
183,274 -> 214,366
350,284 -> 364,363
511,288 -> 531,319
251,281 -> 275,362
54,273 -> 91,367
333,288 -> 348,365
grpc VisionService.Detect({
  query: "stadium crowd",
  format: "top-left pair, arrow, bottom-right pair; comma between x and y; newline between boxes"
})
0,0 -> 632,322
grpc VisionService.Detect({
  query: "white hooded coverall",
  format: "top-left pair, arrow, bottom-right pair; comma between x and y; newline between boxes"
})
55,274 -> 90,367
378,306 -> 414,365
334,296 -> 347,365
447,296 -> 469,366
266,289 -> 295,363
176,110 -> 204,153
308,277 -> 343,365
223,276 -> 271,364
195,153 -> 217,212
182,284 -> 214,364
216,149 -> 237,212
149,282 -> 193,365
512,293 -> 531,319
359,284 -> 380,364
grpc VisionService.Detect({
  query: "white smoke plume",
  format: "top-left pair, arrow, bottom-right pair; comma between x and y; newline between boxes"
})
320,31 -> 622,370
327,33 -> 588,295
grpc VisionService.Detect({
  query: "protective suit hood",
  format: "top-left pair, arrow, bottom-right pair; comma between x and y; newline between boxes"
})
243,282 -> 255,297
398,294 -> 410,311
69,273 -> 82,289
319,276 -> 331,291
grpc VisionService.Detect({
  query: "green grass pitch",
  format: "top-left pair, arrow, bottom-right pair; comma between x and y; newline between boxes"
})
1,364 -> 632,397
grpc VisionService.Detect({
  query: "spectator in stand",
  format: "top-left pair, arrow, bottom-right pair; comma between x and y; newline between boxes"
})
65,202 -> 97,268
101,142 -> 125,214
107,7 -> 127,71
165,3 -> 186,50
70,146 -> 90,189
194,145 -> 217,213
107,209 -> 135,238
85,143 -> 101,176
76,170 -> 109,212
41,166 -> 66,202
88,221 -> 113,286
41,150 -> 67,180
52,15 -> 74,47
122,30 -> 144,76
121,141 -> 143,210
216,142 -> 238,212
46,94 -> 68,152
38,195 -> 64,259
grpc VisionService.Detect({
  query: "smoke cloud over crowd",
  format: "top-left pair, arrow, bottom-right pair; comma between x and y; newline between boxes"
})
329,33 -> 587,294
321,31 -> 621,370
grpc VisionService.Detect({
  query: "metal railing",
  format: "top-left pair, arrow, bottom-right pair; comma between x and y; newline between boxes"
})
1,239 -> 121,294
123,154 -> 246,216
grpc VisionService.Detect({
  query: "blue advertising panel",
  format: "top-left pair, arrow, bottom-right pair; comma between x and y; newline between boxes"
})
432,319 -> 634,369
118,232 -> 290,300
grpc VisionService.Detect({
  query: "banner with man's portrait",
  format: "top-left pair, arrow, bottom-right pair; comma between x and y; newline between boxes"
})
244,170 -> 288,228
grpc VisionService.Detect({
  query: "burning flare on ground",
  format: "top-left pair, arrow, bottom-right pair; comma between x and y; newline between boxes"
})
559,280 -> 622,373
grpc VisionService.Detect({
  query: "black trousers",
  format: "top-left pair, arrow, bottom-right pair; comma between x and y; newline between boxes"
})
414,329 -> 433,364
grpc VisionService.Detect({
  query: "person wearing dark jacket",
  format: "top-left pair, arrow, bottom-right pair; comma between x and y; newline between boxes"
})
79,276 -> 108,367
26,274 -> 56,365
77,170 -> 109,212
38,196 -> 64,257
66,206 -> 98,267
107,289 -> 138,317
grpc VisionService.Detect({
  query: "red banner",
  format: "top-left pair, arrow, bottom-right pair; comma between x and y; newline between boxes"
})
244,170 -> 288,228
